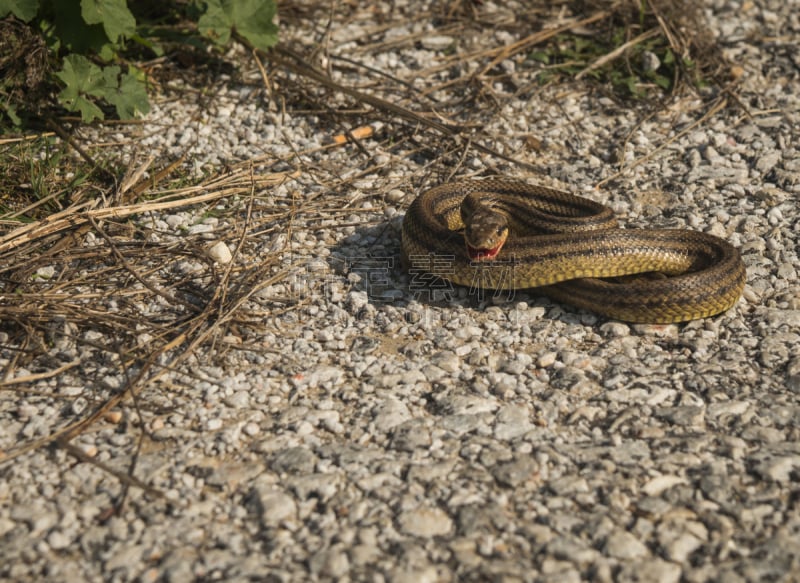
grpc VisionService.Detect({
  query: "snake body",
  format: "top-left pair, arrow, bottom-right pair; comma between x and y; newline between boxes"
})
401,178 -> 746,323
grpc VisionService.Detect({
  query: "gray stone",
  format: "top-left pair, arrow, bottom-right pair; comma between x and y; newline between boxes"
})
491,455 -> 539,488
249,487 -> 297,528
271,446 -> 317,474
390,419 -> 432,451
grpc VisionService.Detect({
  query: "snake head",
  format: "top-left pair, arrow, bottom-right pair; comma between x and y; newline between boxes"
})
463,203 -> 509,261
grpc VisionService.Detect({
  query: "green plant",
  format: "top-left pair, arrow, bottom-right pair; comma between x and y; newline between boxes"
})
530,28 -> 696,99
0,0 -> 278,126
0,135 -> 93,220
197,0 -> 278,50
524,0 -> 719,101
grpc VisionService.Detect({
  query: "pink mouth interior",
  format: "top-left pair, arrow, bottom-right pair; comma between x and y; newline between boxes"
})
467,244 -> 502,261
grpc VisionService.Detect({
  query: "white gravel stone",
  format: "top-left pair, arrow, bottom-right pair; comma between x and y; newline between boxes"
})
207,241 -> 233,263
46,530 -> 72,550
660,530 -> 705,563
642,475 -> 688,496
605,530 -> 649,560
309,545 -> 350,578
755,456 -> 800,482
398,506 -> 453,537
537,352 -> 558,367
420,35 -> 455,51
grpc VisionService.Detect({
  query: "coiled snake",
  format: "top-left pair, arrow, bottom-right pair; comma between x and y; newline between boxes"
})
401,178 -> 746,323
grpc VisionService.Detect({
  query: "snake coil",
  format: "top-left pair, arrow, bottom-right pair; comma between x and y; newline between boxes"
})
401,178 -> 746,323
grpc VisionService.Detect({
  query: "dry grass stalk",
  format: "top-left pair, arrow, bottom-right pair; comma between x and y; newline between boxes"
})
0,164 -> 299,469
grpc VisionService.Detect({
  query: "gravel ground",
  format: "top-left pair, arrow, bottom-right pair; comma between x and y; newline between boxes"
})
2,1 -> 799,582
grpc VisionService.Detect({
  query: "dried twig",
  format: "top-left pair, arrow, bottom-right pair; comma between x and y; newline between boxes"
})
265,44 -> 543,173
0,169 -> 298,257
575,28 -> 660,80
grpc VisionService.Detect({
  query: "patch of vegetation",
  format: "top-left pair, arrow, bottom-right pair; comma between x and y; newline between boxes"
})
527,0 -> 727,99
0,135 -> 92,221
0,0 -> 279,126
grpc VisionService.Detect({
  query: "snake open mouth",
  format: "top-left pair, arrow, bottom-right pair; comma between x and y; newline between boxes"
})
467,243 -> 503,261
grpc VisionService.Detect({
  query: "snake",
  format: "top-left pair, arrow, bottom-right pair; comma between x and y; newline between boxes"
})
400,178 -> 746,323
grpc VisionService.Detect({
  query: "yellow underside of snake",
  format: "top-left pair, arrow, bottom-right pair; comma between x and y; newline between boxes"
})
401,178 -> 746,323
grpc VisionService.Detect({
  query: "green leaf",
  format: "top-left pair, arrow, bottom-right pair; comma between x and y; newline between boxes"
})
106,70 -> 150,119
529,50 -> 550,65
56,55 -> 110,121
0,0 -> 40,22
70,95 -> 106,121
2,102 -> 22,127
572,37 -> 591,55
198,0 -> 278,51
81,0 -> 136,44
56,55 -> 105,102
198,0 -> 232,45
130,33 -> 165,58
52,0 -> 110,53
56,56 -> 151,121
610,71 -> 643,98
230,0 -> 277,51
653,74 -> 671,90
